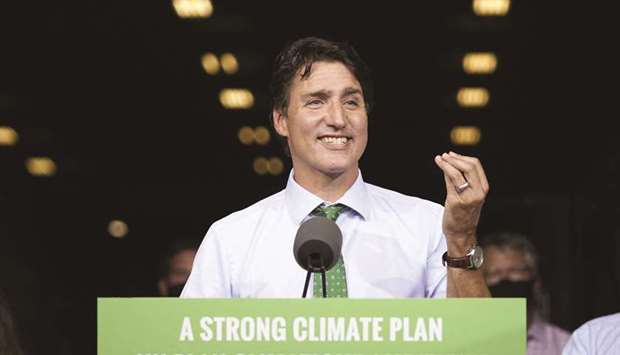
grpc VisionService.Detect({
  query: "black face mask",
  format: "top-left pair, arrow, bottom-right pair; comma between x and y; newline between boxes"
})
489,279 -> 535,300
168,283 -> 186,297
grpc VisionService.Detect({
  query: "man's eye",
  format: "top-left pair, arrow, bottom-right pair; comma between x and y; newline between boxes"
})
345,100 -> 360,107
306,100 -> 323,107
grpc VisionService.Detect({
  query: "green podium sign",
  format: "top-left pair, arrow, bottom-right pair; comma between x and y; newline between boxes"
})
98,298 -> 525,355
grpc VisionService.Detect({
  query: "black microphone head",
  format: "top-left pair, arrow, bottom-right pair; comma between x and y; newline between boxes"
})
293,216 -> 343,272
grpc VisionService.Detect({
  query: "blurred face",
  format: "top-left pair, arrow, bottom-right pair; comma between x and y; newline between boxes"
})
167,249 -> 196,287
273,61 -> 368,179
483,247 -> 533,286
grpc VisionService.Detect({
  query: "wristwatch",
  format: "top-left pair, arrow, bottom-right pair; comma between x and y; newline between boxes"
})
442,244 -> 484,270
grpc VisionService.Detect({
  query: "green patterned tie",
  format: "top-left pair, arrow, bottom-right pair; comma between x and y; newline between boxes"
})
312,203 -> 348,298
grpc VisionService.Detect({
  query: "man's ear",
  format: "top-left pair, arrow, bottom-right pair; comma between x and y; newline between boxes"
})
272,109 -> 289,137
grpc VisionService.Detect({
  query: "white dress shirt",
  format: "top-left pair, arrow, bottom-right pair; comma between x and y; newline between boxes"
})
563,312 -> 620,355
181,170 -> 447,298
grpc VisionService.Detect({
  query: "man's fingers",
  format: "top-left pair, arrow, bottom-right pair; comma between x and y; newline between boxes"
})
448,151 -> 490,193
440,152 -> 483,192
434,155 -> 468,192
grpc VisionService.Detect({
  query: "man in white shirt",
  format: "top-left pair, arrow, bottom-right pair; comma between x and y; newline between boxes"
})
182,37 -> 490,298
563,313 -> 620,355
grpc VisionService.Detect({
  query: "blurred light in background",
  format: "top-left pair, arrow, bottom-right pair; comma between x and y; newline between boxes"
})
220,53 -> 239,74
172,0 -> 214,19
201,52 -> 220,75
463,52 -> 497,74
253,157 -> 269,175
254,126 -> 271,145
253,157 -> 284,176
25,157 -> 57,176
267,157 -> 284,176
457,87 -> 489,108
0,126 -> 18,146
238,126 -> 255,145
450,126 -> 482,145
108,220 -> 129,239
219,89 -> 254,109
472,0 -> 510,16
238,126 -> 271,145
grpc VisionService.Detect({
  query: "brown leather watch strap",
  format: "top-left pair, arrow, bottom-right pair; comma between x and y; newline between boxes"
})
442,251 -> 472,269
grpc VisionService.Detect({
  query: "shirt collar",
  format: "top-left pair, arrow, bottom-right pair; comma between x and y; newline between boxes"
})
284,169 -> 370,225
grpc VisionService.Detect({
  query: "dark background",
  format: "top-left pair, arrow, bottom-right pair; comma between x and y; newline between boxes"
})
1,1 -> 618,354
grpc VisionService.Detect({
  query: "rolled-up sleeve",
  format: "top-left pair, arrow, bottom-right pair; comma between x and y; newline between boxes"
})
426,208 -> 447,298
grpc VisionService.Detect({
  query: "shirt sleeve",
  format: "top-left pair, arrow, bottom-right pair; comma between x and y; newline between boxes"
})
562,324 -> 591,355
426,208 -> 448,298
180,224 -> 232,298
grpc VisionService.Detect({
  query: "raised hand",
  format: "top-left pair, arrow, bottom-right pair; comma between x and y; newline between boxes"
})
434,151 -> 489,248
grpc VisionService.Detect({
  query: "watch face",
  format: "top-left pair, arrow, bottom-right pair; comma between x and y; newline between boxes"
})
471,246 -> 484,269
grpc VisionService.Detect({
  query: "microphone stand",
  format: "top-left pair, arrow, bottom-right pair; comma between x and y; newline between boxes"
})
302,254 -> 328,298
302,270 -> 312,298
301,269 -> 328,298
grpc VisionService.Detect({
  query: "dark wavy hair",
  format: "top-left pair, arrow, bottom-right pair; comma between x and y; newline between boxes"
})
269,37 -> 374,155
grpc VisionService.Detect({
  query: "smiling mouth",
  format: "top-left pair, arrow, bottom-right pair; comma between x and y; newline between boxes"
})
317,135 -> 351,145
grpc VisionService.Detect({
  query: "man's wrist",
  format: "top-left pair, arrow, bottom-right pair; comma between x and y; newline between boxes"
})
445,234 -> 477,256
443,239 -> 484,271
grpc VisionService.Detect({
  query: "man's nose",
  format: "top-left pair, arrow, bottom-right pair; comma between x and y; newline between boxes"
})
325,102 -> 347,128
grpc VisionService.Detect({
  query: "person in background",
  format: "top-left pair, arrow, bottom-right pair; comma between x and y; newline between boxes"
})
481,231 -> 569,355
562,312 -> 620,355
158,239 -> 198,297
0,289 -> 25,355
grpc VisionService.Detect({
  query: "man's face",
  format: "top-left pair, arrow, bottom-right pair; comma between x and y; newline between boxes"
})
483,247 -> 533,286
273,61 -> 368,179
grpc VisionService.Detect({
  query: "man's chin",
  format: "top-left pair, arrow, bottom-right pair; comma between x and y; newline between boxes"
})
320,163 -> 356,179
292,155 -> 358,180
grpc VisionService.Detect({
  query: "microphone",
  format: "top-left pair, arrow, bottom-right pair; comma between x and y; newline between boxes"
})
293,216 -> 343,298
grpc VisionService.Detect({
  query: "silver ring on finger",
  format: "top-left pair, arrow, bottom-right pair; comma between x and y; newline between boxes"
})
456,181 -> 470,193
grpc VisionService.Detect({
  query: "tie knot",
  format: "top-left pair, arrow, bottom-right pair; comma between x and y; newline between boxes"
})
312,203 -> 346,221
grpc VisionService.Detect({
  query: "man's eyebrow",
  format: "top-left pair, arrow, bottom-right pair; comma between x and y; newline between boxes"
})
301,88 -> 362,100
342,87 -> 363,97
301,90 -> 330,100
